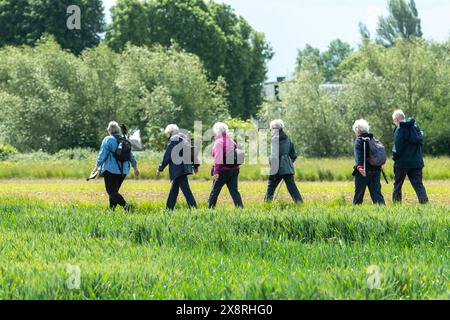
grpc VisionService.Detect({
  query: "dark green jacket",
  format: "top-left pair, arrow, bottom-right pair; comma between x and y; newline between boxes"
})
270,131 -> 297,176
393,118 -> 424,169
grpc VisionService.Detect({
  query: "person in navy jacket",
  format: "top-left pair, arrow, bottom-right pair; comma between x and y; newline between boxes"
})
157,124 -> 198,210
95,121 -> 140,211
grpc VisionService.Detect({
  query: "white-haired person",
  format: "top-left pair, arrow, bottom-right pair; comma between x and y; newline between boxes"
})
207,122 -> 243,208
392,110 -> 428,204
352,119 -> 385,205
264,120 -> 303,203
156,124 -> 198,210
95,121 -> 140,212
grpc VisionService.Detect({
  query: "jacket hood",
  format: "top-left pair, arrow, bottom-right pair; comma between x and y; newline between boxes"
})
399,118 -> 416,128
358,132 -> 373,139
170,132 -> 187,142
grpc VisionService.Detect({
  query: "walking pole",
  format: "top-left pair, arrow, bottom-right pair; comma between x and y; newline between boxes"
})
273,180 -> 285,201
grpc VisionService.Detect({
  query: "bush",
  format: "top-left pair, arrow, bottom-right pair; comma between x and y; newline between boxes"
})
0,144 -> 17,161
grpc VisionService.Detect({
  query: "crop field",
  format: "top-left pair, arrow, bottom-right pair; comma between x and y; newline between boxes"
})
0,178 -> 448,299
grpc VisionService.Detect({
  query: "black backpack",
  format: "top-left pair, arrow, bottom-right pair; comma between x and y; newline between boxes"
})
222,135 -> 244,168
113,135 -> 132,174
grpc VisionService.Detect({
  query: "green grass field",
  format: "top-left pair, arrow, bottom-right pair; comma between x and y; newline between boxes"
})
0,179 -> 448,299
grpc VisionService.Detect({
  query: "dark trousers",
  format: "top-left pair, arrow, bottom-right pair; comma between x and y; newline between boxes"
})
264,174 -> 303,203
208,169 -> 243,208
167,175 -> 197,210
104,171 -> 127,210
353,171 -> 385,205
393,167 -> 429,204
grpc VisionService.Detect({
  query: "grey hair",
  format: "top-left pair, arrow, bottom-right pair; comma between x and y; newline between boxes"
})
164,124 -> 179,136
352,119 -> 370,136
107,121 -> 120,135
213,122 -> 228,136
270,119 -> 285,130
392,109 -> 405,121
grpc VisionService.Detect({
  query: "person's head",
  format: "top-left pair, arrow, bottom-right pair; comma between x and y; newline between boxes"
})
107,121 -> 121,135
164,124 -> 179,138
270,119 -> 284,135
392,110 -> 405,127
213,122 -> 228,137
352,119 -> 370,137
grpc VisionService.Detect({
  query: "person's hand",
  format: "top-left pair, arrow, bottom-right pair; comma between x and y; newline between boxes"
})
134,168 -> 140,177
213,173 -> 219,181
357,166 -> 366,177
156,170 -> 161,177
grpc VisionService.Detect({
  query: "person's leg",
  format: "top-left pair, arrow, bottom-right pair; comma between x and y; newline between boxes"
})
283,174 -> 303,203
208,174 -> 226,209
166,177 -> 181,210
179,175 -> 197,209
392,167 -> 407,203
368,172 -> 385,205
353,174 -> 368,205
226,170 -> 244,208
407,168 -> 429,204
264,175 -> 282,202
104,172 -> 127,210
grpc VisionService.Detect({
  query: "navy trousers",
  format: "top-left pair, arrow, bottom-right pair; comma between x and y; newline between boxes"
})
166,174 -> 197,210
208,169 -> 243,208
353,171 -> 385,205
393,167 -> 429,204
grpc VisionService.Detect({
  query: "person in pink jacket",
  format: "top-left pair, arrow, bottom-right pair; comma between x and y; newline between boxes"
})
207,122 -> 244,208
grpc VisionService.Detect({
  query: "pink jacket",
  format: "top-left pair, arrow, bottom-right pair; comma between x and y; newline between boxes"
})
212,133 -> 240,175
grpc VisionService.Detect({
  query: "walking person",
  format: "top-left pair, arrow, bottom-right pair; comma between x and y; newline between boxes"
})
392,110 -> 429,204
264,120 -> 303,203
352,119 -> 385,205
207,122 -> 244,209
95,121 -> 140,211
157,124 -> 198,210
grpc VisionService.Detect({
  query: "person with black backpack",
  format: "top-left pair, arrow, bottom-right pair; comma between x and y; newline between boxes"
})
207,122 -> 244,209
352,119 -> 386,205
392,110 -> 429,204
264,119 -> 303,203
95,121 -> 140,212
156,124 -> 198,211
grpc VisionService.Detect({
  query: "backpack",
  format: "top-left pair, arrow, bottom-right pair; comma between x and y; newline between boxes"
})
113,135 -> 132,173
222,135 -> 244,168
367,137 -> 387,167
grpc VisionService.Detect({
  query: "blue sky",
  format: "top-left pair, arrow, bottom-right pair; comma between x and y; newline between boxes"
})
103,0 -> 450,81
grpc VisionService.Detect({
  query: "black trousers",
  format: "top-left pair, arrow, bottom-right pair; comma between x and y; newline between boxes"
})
104,171 -> 127,210
167,175 -> 197,210
353,171 -> 385,205
393,167 -> 429,204
208,169 -> 243,208
264,174 -> 303,203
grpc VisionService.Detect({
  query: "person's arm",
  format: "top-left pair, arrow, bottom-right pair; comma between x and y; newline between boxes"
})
212,140 -> 223,177
130,151 -> 140,177
289,140 -> 298,162
96,137 -> 110,168
158,141 -> 174,173
354,138 -> 366,176
393,128 -> 406,160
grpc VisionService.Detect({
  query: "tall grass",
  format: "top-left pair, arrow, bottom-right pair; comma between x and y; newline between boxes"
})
0,199 -> 447,299
1,155 -> 449,181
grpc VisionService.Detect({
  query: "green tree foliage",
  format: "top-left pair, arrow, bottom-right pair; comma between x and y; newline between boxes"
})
296,40 -> 353,83
106,0 -> 273,119
0,0 -> 105,54
0,38 -> 229,152
376,0 -> 422,47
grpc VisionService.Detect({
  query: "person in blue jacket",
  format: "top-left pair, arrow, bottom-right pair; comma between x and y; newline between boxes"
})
156,124 -> 198,210
95,121 -> 140,211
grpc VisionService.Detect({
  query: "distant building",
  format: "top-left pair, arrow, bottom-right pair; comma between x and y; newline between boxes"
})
263,77 -> 286,100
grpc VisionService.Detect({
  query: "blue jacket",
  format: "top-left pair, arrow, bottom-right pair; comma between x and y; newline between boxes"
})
96,135 -> 137,175
393,118 -> 424,169
158,133 -> 193,181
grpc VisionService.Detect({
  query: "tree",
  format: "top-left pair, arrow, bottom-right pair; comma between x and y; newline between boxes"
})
296,40 -> 352,83
0,0 -> 105,54
376,0 -> 422,47
106,0 -> 273,120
